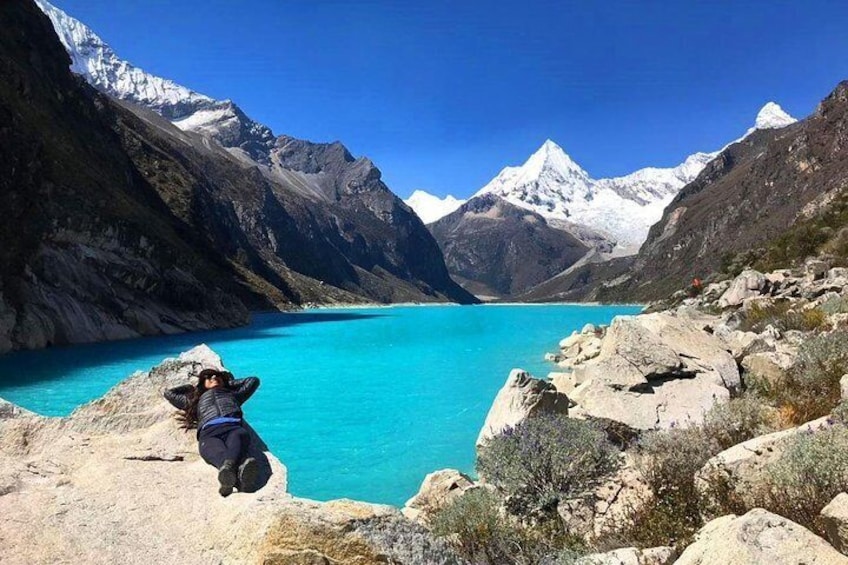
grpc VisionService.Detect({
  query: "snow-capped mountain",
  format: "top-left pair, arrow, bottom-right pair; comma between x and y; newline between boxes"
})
404,190 -> 466,224
35,0 -> 275,163
476,103 -> 796,249
747,101 -> 798,135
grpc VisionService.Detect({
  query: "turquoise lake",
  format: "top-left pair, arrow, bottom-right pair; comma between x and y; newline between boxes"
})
0,304 -> 640,505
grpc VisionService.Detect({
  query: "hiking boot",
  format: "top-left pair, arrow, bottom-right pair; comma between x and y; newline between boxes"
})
218,459 -> 237,496
238,457 -> 259,493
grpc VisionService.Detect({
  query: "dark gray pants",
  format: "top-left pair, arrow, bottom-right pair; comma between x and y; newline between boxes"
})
198,422 -> 250,468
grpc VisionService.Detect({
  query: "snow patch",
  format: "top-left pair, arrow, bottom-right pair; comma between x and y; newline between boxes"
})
404,190 -> 466,224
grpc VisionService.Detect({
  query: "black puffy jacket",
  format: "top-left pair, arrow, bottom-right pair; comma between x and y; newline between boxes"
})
164,377 -> 260,433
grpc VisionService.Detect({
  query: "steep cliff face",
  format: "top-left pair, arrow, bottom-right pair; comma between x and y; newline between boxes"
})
34,0 -> 474,307
113,102 -> 474,306
0,0 -> 260,353
0,0 -> 474,354
609,81 -> 848,302
429,194 -> 588,298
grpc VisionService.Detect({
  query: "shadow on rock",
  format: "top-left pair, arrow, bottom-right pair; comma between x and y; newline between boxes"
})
243,421 -> 273,492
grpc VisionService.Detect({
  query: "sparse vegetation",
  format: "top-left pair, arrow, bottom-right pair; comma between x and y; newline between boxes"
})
477,415 -> 621,517
431,488 -> 586,565
739,300 -> 828,333
749,331 -> 848,425
749,423 -> 848,537
756,190 -> 848,271
820,294 -> 848,315
621,427 -> 715,547
702,396 -> 780,452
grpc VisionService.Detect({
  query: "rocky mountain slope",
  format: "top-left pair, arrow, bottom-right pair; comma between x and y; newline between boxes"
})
593,80 -> 848,302
0,0 -> 263,353
35,0 -> 474,309
0,0 -> 474,354
428,194 -> 588,298
515,83 -> 848,304
426,106 -> 795,300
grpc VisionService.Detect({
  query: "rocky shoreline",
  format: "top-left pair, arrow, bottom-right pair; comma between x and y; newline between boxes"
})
402,258 -> 848,563
5,259 -> 848,563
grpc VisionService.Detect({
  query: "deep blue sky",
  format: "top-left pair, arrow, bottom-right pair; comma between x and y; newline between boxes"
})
52,0 -> 848,199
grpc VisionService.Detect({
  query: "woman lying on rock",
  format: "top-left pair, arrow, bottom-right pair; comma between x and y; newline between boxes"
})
164,369 -> 261,497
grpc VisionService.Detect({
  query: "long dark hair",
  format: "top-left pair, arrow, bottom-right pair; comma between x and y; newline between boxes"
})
176,369 -> 233,430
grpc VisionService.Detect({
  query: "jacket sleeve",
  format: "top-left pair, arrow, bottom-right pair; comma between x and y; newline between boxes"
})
163,384 -> 194,410
230,377 -> 260,405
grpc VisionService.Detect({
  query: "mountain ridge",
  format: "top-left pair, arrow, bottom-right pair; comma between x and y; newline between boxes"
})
409,102 -> 796,237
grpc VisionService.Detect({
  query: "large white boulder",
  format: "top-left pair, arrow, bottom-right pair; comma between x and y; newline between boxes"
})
476,369 -> 569,446
719,270 -> 768,308
402,468 -> 475,524
674,509 -> 848,564
822,492 -> 848,554
0,346 -> 460,565
568,313 -> 739,431
558,453 -> 652,542
576,546 -> 676,565
696,417 -> 831,508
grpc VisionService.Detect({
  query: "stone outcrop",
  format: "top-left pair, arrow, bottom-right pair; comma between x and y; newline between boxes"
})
557,454 -> 652,542
476,369 -> 569,446
554,324 -> 606,369
0,345 -> 461,565
739,350 -> 795,389
566,312 -> 739,432
718,270 -> 768,308
674,509 -> 848,564
821,492 -> 848,554
695,416 -> 832,508
576,546 -> 676,565
402,469 -> 475,525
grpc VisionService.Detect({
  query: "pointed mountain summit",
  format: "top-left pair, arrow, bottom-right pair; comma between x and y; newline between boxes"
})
472,103 -> 798,249
745,102 -> 797,137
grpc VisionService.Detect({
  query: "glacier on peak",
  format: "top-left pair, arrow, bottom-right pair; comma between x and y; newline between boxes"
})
35,0 -> 276,163
404,190 -> 466,224
34,0 -> 212,117
474,103 -> 797,249
747,101 -> 797,136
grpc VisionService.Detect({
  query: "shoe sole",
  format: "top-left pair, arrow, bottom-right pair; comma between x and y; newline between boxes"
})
239,458 -> 259,493
218,466 -> 237,489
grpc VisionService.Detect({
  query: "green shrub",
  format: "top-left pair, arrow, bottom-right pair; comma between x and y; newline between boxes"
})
702,396 -> 780,451
832,400 -> 848,424
783,331 -> 848,423
431,488 -> 516,564
751,423 -> 848,536
477,415 -> 621,516
431,488 -> 585,565
739,301 -> 827,333
820,294 -> 848,315
744,331 -> 848,425
624,427 -> 718,547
